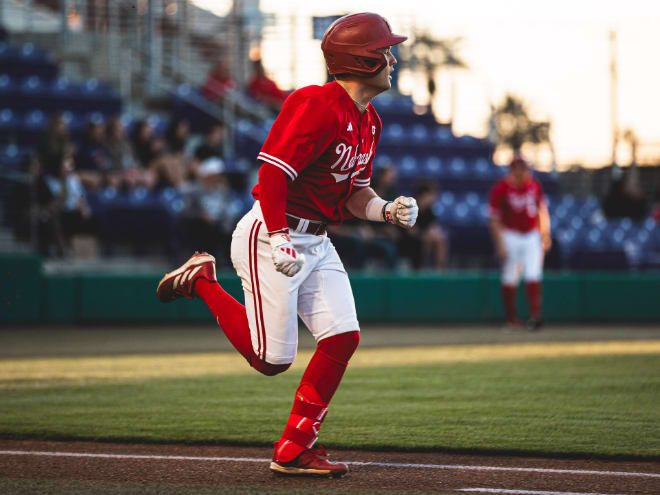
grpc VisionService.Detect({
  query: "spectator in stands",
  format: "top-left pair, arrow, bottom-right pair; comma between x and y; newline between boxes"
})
603,168 -> 648,220
373,163 -> 400,200
247,59 -> 288,113
104,116 -> 142,190
182,157 -> 239,265
75,121 -> 112,190
149,119 -> 193,191
201,60 -> 235,103
35,150 -> 98,258
130,119 -> 164,168
652,185 -> 660,223
164,117 -> 191,155
36,112 -> 73,167
194,122 -> 226,163
398,183 -> 448,270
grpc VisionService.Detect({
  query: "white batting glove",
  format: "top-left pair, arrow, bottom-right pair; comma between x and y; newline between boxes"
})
386,196 -> 419,229
269,232 -> 305,277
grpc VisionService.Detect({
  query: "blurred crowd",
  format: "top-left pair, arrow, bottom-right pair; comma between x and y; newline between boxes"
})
23,112 -> 245,263
20,110 -> 450,271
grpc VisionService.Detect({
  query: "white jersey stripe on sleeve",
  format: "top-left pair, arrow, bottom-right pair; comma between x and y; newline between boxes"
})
258,152 -> 298,179
259,157 -> 296,181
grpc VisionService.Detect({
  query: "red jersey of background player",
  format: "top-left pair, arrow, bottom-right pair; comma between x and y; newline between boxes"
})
489,176 -> 546,233
252,81 -> 382,224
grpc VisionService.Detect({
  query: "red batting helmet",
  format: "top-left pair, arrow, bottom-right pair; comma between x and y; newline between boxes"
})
321,13 -> 407,77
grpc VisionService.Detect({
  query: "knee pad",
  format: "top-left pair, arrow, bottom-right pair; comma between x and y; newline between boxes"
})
318,330 -> 360,363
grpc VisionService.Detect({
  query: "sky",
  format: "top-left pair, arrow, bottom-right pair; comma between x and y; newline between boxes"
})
193,0 -> 660,169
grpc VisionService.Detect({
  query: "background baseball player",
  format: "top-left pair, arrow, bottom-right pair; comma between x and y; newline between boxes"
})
489,156 -> 551,330
156,13 -> 417,477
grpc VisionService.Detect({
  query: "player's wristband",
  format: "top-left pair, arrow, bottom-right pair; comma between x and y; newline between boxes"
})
382,201 -> 394,223
365,197 -> 389,222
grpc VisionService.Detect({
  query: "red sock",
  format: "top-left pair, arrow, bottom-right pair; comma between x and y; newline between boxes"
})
525,281 -> 542,319
275,331 -> 360,462
195,279 -> 291,376
501,284 -> 517,324
195,279 -> 255,362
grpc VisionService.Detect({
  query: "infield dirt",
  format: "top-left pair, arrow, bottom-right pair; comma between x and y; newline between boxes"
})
2,439 -> 659,494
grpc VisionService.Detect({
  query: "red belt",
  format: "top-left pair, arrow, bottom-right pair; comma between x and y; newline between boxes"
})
286,213 -> 327,235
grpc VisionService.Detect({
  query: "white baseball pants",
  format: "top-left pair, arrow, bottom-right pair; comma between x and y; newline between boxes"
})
500,228 -> 543,285
230,201 -> 360,365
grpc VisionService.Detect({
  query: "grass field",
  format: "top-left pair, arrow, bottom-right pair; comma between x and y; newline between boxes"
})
1,335 -> 659,459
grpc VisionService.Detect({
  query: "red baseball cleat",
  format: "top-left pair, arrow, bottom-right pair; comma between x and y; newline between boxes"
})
270,448 -> 348,478
156,252 -> 216,303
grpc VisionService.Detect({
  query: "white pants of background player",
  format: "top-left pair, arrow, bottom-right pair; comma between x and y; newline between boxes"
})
500,229 -> 543,285
230,201 -> 360,365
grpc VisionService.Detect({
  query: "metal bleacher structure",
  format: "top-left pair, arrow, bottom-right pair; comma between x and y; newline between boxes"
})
1,3 -> 659,271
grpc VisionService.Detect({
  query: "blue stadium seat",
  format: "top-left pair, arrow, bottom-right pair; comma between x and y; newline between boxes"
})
374,152 -> 392,168
409,124 -> 429,143
447,156 -> 468,177
0,108 -> 19,142
464,192 -> 480,208
557,227 -> 579,252
432,201 -> 451,223
472,157 -> 491,177
147,115 -> 167,136
421,156 -> 443,177
432,125 -> 454,144
383,123 -> 405,143
439,190 -> 456,208
397,155 -> 418,177
0,74 -> 16,109
0,43 -> 58,80
449,202 -> 473,225
18,109 -> 47,145
0,143 -> 27,170
569,216 -> 584,231
476,202 -> 490,225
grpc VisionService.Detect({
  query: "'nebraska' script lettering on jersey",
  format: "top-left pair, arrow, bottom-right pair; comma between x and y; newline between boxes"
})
252,81 -> 382,224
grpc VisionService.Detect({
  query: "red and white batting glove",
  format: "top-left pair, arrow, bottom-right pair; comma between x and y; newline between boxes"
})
269,231 -> 305,277
385,196 -> 419,229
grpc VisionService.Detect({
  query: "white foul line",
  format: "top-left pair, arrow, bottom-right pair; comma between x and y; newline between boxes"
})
0,450 -> 658,480
346,460 -> 660,478
459,489 -> 627,495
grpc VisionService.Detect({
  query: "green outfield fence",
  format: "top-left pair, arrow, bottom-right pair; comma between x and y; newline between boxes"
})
1,253 -> 659,323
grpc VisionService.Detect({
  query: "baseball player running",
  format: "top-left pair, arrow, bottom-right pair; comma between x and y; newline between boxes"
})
156,13 -> 417,477
489,156 -> 551,330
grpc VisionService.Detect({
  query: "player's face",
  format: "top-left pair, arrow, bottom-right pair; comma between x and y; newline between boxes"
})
365,47 -> 397,92
509,162 -> 528,184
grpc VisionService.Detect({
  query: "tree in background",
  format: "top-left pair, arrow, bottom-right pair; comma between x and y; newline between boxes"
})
490,94 -> 555,168
399,33 -> 468,124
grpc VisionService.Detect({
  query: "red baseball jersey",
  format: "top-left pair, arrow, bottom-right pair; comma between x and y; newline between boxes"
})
252,81 -> 382,224
489,177 -> 546,233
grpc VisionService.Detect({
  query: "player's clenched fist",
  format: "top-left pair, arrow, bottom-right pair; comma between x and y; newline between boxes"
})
386,196 -> 419,229
269,232 -> 305,277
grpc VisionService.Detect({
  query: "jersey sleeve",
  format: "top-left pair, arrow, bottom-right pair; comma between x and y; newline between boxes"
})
489,182 -> 504,219
352,111 -> 382,189
257,95 -> 338,181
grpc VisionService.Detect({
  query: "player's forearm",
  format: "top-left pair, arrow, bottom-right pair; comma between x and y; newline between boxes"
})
345,187 -> 381,220
538,205 -> 551,238
258,165 -> 288,233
